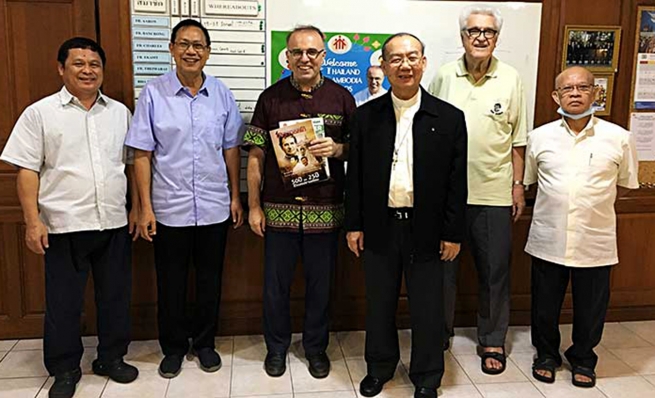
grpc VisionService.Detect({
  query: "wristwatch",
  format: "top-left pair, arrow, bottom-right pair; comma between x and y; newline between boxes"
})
513,180 -> 524,187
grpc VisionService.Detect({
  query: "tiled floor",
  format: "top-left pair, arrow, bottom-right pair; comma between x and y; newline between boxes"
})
2,322 -> 655,397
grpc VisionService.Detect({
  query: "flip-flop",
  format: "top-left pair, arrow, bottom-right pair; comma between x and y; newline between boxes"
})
532,357 -> 558,383
481,349 -> 506,375
571,365 -> 596,388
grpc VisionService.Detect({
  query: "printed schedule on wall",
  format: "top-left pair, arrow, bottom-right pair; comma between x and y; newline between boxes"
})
130,0 -> 267,191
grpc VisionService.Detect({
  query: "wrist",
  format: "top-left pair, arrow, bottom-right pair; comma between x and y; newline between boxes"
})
24,216 -> 42,227
513,180 -> 524,189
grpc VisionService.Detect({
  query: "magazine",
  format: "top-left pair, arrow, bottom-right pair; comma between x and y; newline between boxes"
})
270,118 -> 330,190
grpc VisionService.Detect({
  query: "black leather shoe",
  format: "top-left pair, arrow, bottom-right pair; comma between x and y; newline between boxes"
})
158,354 -> 183,378
194,347 -> 222,372
414,386 -> 437,398
306,352 -> 330,378
264,352 -> 287,377
359,374 -> 391,397
49,367 -> 81,398
92,359 -> 138,383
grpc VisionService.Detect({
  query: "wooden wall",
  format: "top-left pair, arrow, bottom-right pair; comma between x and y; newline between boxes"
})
0,0 -> 654,339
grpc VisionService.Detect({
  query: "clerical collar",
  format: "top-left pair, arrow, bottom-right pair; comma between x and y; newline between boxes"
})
391,90 -> 420,109
290,74 -> 325,94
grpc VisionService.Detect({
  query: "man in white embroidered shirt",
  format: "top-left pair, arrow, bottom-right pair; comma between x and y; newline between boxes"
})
0,38 -> 139,398
525,66 -> 639,389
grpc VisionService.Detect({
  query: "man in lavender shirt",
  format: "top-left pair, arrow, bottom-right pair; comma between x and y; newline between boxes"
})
125,19 -> 245,379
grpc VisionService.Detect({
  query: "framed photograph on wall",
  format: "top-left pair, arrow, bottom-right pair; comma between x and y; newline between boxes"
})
592,73 -> 614,116
630,6 -> 655,111
562,25 -> 622,72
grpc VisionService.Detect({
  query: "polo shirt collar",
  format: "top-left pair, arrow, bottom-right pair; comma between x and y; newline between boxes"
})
456,56 -> 499,78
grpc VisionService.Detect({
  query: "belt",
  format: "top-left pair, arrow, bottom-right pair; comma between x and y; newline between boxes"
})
389,207 -> 413,220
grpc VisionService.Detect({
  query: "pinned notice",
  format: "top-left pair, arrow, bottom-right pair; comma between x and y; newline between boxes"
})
630,112 -> 655,161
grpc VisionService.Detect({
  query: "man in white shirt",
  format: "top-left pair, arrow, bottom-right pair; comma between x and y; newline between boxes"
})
525,66 -> 639,388
353,66 -> 387,106
0,38 -> 139,398
345,33 -> 467,398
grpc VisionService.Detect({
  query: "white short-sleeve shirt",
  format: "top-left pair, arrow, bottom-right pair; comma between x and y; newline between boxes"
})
0,86 -> 132,234
524,116 -> 639,267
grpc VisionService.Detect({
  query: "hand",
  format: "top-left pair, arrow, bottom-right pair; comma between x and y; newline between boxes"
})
347,231 -> 364,257
248,205 -> 266,238
138,207 -> 157,242
512,185 -> 526,223
231,197 -> 244,228
25,220 -> 49,255
128,206 -> 140,241
440,241 -> 460,261
308,137 -> 338,158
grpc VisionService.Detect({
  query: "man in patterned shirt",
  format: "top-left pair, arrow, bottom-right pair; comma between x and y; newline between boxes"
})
243,25 -> 355,379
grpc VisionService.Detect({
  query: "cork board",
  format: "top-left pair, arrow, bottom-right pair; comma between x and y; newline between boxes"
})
639,162 -> 655,185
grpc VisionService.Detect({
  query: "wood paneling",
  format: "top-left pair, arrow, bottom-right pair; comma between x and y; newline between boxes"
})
0,0 -> 97,338
1,0 -> 655,339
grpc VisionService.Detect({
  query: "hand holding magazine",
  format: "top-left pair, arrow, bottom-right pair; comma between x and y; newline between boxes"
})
270,118 -> 331,190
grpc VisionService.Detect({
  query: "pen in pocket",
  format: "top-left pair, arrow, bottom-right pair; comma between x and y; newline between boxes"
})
589,153 -> 593,165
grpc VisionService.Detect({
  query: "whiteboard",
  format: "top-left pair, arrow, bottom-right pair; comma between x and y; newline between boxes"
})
267,0 -> 542,129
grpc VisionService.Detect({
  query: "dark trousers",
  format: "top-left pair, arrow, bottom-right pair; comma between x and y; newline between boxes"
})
531,256 -> 612,370
44,226 -> 132,376
263,230 -> 338,356
443,205 -> 512,347
153,221 -> 230,356
363,216 -> 444,389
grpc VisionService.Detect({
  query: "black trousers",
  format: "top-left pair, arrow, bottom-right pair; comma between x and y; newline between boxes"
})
153,221 -> 230,356
443,205 -> 512,347
263,230 -> 338,356
531,256 -> 612,370
363,216 -> 444,389
44,226 -> 132,376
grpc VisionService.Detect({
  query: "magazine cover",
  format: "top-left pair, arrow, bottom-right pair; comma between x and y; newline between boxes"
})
270,119 -> 330,190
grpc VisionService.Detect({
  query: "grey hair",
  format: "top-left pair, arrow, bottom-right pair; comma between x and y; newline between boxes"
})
458,4 -> 504,33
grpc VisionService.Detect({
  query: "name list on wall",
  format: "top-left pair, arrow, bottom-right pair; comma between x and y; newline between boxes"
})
131,0 -> 267,191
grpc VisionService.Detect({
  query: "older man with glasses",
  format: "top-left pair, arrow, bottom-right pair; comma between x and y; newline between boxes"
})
526,66 -> 638,388
428,4 -> 528,375
243,25 -> 356,379
126,19 -> 245,379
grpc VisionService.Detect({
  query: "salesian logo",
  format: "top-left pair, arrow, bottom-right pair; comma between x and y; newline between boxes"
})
328,34 -> 352,55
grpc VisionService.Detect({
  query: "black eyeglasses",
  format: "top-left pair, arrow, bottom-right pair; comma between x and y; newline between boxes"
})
463,28 -> 498,39
288,48 -> 325,60
174,41 -> 208,52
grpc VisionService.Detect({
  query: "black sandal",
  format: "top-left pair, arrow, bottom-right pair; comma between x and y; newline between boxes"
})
481,348 -> 506,375
571,365 -> 596,388
532,357 -> 558,383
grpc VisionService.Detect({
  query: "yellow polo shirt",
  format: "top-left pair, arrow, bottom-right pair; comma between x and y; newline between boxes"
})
428,56 -> 527,206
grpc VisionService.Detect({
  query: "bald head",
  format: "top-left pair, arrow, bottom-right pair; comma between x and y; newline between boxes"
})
552,66 -> 597,117
555,66 -> 594,89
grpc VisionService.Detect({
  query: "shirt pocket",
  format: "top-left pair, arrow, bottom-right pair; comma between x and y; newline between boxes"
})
204,112 -> 227,150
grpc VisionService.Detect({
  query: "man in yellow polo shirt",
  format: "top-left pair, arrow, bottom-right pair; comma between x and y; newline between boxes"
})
428,5 -> 527,375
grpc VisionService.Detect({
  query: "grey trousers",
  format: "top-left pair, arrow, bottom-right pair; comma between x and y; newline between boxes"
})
443,205 -> 512,348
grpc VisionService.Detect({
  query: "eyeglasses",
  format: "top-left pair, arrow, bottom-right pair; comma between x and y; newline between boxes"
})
463,28 -> 498,39
386,54 -> 422,67
556,84 -> 594,96
288,48 -> 325,60
174,41 -> 208,52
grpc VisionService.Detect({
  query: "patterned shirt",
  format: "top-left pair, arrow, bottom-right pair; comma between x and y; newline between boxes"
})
243,75 -> 356,233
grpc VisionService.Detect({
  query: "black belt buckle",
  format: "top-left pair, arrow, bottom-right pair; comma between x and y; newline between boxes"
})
390,208 -> 412,220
